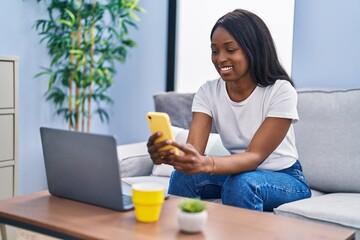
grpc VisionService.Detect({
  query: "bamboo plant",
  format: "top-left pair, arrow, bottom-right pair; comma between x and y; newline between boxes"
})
34,0 -> 145,132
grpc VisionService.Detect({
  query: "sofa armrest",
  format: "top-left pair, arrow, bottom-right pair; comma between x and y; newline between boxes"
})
117,142 -> 153,178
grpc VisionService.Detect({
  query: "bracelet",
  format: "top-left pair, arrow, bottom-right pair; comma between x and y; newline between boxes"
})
210,156 -> 216,175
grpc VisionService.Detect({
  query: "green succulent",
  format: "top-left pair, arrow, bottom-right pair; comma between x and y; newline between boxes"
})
178,198 -> 206,213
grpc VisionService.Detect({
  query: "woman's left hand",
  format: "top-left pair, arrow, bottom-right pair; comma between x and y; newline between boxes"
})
166,141 -> 209,174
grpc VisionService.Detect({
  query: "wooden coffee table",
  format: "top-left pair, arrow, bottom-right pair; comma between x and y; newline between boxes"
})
0,191 -> 355,239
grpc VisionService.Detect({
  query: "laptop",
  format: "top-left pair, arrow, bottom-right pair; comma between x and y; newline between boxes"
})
40,127 -> 134,211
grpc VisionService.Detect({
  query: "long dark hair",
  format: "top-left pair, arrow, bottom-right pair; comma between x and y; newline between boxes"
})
210,9 -> 294,87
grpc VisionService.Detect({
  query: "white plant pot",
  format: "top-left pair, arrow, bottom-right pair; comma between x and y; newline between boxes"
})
177,209 -> 208,233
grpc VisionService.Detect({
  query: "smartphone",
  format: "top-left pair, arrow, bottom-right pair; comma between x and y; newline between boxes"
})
146,112 -> 179,155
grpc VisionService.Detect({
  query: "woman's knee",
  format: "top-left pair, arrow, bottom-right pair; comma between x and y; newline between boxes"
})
221,172 -> 262,209
223,172 -> 259,192
169,170 -> 187,189
168,170 -> 197,197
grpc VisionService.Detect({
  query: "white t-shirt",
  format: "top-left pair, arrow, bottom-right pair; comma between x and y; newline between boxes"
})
192,78 -> 298,171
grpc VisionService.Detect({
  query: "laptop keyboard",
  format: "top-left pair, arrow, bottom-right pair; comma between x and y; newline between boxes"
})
122,195 -> 133,207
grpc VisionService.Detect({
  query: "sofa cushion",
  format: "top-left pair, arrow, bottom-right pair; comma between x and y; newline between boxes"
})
153,92 -> 195,130
170,126 -> 230,157
274,193 -> 360,232
295,89 -> 360,193
153,92 -> 218,132
117,142 -> 153,178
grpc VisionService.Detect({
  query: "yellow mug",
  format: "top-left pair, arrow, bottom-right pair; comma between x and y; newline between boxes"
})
132,183 -> 165,223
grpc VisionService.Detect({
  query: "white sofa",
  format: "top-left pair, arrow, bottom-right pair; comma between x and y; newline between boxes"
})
118,89 -> 360,238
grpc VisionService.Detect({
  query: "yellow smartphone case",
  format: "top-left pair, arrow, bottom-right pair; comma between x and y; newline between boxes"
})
146,112 -> 179,155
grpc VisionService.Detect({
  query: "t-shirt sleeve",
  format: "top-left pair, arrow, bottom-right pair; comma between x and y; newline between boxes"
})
191,83 -> 213,117
267,81 -> 299,123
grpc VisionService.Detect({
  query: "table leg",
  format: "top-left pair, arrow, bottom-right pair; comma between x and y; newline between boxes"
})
0,224 -> 7,240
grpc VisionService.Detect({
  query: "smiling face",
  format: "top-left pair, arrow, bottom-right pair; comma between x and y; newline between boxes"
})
211,27 -> 251,84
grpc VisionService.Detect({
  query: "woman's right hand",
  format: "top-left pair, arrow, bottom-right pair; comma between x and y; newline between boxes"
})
147,132 -> 178,165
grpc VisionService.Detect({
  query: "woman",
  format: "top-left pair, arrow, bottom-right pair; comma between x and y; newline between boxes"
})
147,9 -> 311,211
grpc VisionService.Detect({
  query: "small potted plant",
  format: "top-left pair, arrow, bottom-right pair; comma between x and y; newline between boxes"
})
177,198 -> 208,233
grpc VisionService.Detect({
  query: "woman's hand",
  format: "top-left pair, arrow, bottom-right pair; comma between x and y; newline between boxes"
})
147,132 -> 212,174
147,132 -> 179,165
166,141 -> 213,175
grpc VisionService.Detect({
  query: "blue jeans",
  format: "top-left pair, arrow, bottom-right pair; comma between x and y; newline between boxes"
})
168,161 -> 311,211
